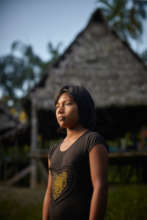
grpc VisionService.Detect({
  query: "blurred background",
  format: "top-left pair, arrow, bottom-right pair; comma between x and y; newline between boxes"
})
0,0 -> 147,219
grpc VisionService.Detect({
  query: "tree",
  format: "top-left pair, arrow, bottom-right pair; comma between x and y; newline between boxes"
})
47,42 -> 62,64
97,0 -> 147,42
0,41 -> 61,108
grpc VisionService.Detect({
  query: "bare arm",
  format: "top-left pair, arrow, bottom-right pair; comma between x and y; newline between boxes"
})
42,159 -> 52,220
89,144 -> 108,220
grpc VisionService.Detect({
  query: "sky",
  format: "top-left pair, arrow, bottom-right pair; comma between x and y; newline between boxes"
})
0,0 -> 147,62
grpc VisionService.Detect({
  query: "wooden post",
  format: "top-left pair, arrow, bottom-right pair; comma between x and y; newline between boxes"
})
30,98 -> 38,188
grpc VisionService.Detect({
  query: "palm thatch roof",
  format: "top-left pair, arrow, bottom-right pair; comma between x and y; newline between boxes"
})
30,9 -> 147,110
0,103 -> 27,144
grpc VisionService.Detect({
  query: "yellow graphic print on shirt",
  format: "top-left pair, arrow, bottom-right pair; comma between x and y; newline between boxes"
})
53,171 -> 68,200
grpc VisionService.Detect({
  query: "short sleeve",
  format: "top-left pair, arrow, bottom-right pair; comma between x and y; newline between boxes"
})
87,132 -> 109,152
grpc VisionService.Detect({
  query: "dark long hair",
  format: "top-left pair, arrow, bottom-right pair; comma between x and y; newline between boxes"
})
54,85 -> 96,131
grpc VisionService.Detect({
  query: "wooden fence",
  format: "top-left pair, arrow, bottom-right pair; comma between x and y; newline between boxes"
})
1,151 -> 147,187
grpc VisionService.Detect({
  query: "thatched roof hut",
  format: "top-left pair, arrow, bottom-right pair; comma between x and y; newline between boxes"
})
29,9 -> 147,140
0,103 -> 28,146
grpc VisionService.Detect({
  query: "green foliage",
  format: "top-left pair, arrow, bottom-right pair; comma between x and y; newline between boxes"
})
106,184 -> 147,220
0,185 -> 147,220
107,130 -> 140,149
0,145 -> 30,161
0,42 -> 43,99
97,0 -> 146,41
108,165 -> 140,184
47,42 -> 62,65
0,186 -> 42,220
0,145 -> 30,182
0,41 -> 61,108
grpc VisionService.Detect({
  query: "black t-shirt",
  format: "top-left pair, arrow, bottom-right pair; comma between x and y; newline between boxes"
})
48,130 -> 108,220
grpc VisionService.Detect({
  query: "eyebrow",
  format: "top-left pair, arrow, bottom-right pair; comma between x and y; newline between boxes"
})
56,98 -> 73,105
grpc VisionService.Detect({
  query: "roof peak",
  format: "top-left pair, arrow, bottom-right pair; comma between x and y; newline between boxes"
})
88,8 -> 105,24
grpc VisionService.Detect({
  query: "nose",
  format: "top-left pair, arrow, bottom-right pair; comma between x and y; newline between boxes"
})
57,105 -> 64,114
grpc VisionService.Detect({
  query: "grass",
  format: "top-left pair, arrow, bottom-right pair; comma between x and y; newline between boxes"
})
0,184 -> 147,220
0,185 -> 44,220
106,184 -> 147,220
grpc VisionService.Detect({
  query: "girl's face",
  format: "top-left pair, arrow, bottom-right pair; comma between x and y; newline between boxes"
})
55,92 -> 80,129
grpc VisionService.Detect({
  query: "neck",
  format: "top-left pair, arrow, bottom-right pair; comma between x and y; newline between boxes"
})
66,125 -> 87,139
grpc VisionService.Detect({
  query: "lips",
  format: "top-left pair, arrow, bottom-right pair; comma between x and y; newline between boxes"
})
58,116 -> 66,121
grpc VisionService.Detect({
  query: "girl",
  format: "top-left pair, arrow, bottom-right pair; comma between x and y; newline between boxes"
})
42,85 -> 108,220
